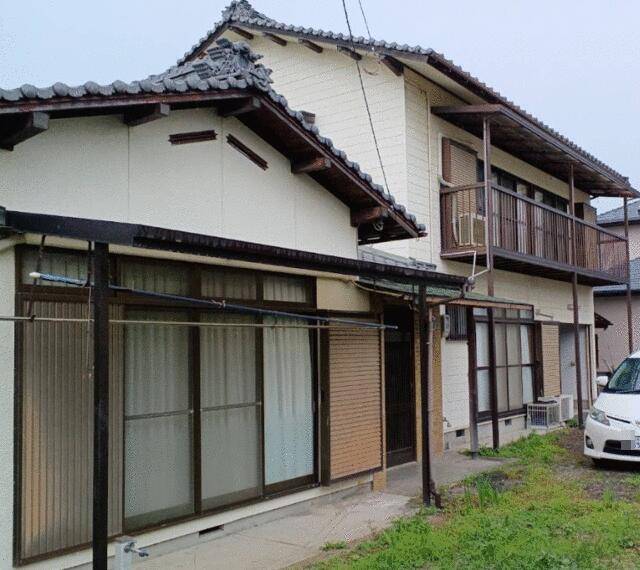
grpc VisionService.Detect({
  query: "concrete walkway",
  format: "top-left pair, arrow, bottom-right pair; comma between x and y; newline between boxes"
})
135,453 -> 503,569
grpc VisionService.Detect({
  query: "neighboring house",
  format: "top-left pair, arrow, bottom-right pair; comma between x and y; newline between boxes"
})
0,41 -> 469,567
189,1 -> 637,453
595,201 -> 640,372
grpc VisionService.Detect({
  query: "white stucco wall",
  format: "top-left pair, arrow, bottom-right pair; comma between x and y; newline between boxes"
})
0,244 -> 16,568
0,109 -> 358,259
595,295 -> 640,373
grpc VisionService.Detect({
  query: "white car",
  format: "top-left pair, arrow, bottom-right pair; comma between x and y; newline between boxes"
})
584,353 -> 640,464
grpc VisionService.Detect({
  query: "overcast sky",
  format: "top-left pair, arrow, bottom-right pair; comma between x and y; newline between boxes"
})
1,0 -> 638,213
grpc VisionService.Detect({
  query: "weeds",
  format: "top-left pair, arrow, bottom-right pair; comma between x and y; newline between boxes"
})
312,433 -> 640,570
321,541 -> 348,552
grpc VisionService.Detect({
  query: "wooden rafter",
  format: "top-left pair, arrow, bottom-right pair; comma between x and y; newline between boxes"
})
217,96 -> 261,117
380,55 -> 404,76
0,111 -> 49,150
263,32 -> 287,46
337,45 -> 361,61
298,38 -> 323,53
229,25 -> 254,40
351,206 -> 387,227
291,157 -> 332,174
124,103 -> 170,127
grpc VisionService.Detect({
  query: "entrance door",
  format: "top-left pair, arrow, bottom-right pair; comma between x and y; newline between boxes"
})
559,324 -> 591,410
384,307 -> 416,467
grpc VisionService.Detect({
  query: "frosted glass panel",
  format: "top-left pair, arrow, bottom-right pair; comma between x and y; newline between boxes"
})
495,324 -> 507,366
507,325 -> 520,365
120,260 -> 189,295
201,407 -> 261,510
508,366 -> 523,409
477,369 -> 491,413
497,368 -> 508,412
202,269 -> 257,300
263,275 -> 311,303
520,326 -> 532,364
124,310 -> 193,529
124,312 -> 190,416
200,314 -> 256,407
124,414 -> 193,528
21,249 -> 87,286
475,323 -> 489,367
522,367 -> 534,404
263,317 -> 314,485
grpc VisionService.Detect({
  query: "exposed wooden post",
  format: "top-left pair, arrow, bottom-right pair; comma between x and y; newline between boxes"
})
482,116 -> 500,449
568,164 -> 584,427
624,196 -> 634,355
92,242 -> 110,570
418,285 -> 432,506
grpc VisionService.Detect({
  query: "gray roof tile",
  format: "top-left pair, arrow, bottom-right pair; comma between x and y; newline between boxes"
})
597,199 -> 640,226
595,257 -> 640,294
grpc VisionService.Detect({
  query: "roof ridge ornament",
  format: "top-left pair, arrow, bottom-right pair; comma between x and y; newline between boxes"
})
222,0 -> 263,22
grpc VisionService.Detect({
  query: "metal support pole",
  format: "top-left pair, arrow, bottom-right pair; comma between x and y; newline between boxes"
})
482,116 -> 499,449
568,165 -> 584,427
467,307 -> 479,458
624,196 -> 634,355
419,284 -> 432,506
93,242 -> 110,570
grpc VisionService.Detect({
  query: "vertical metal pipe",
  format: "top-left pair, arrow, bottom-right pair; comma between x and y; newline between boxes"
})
482,116 -> 499,448
92,242 -> 110,570
467,307 -> 479,458
568,165 -> 584,427
418,285 -> 431,506
624,197 -> 634,355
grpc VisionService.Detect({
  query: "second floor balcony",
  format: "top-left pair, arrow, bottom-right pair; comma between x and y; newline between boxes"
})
440,182 -> 628,286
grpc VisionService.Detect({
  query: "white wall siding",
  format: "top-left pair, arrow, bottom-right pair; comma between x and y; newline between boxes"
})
0,109 -> 358,259
0,245 -> 15,568
226,35 -> 409,257
441,340 -> 470,431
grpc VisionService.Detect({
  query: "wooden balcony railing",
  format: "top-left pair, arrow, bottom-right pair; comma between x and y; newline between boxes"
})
440,183 -> 628,283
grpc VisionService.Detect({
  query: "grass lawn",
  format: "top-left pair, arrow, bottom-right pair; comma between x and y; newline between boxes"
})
310,430 -> 640,569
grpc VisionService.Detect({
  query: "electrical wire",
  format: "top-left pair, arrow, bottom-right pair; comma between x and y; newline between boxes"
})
357,0 -> 373,39
340,0 -> 391,197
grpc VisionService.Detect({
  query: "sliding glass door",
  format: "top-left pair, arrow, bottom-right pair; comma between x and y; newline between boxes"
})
200,314 -> 262,510
263,317 -> 315,488
124,310 -> 194,530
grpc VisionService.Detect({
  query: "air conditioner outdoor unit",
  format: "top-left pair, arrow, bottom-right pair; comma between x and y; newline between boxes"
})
454,213 -> 485,247
549,394 -> 575,422
527,401 -> 561,429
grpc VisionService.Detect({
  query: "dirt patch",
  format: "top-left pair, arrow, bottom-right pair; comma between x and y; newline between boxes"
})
555,428 -> 640,502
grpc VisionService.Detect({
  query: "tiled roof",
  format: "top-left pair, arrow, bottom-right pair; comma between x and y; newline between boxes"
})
597,199 -> 640,226
176,0 -> 632,189
595,257 -> 640,294
359,245 -> 436,271
0,39 -> 424,236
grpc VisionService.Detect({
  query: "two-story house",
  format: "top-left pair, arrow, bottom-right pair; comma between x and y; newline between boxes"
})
0,40 -> 470,568
191,1 -> 637,456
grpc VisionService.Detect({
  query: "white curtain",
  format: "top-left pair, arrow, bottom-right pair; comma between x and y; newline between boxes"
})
200,314 -> 261,509
263,275 -> 311,303
201,269 -> 257,300
124,311 -> 193,528
263,317 -> 314,485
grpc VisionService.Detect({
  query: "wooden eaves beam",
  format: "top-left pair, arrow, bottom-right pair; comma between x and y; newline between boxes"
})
217,96 -> 261,117
229,25 -> 254,40
337,45 -> 361,61
298,38 -> 323,53
351,206 -> 387,227
123,103 -> 170,127
380,55 -> 404,76
291,156 -> 332,174
0,111 -> 49,150
263,32 -> 287,46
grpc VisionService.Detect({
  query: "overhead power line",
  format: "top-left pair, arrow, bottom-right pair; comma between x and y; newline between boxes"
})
340,0 -> 392,197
